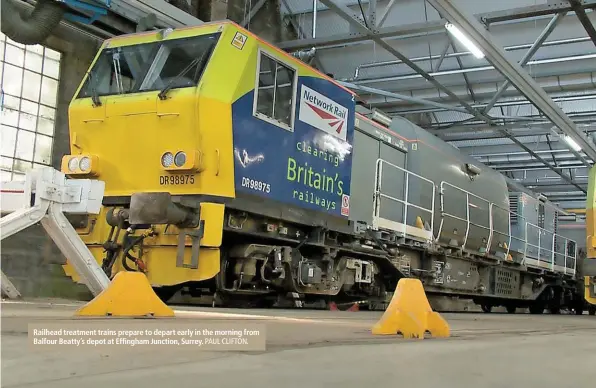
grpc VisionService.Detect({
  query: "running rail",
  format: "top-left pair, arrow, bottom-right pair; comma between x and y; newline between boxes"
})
0,167 -> 110,298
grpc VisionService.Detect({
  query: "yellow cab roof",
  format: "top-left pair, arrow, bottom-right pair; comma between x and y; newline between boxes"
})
103,20 -> 356,96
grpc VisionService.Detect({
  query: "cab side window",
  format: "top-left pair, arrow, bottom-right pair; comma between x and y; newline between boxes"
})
255,51 -> 295,129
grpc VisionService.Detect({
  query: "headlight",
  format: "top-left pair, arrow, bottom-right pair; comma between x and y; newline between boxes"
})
68,157 -> 78,172
174,151 -> 186,167
79,156 -> 91,171
161,152 -> 174,167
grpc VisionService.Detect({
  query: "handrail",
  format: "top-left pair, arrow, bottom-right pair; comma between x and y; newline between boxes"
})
525,222 -> 555,270
437,181 -> 491,253
373,159 -> 436,240
523,222 -> 577,275
490,202 -> 528,261
371,166 -> 578,276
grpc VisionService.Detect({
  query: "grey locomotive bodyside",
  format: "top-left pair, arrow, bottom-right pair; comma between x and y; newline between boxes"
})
346,111 -> 581,313
349,113 -> 511,260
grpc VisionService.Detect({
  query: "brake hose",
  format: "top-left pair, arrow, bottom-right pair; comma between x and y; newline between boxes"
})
121,234 -> 146,272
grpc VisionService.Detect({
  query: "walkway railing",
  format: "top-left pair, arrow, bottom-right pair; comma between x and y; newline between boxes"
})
371,157 -> 577,276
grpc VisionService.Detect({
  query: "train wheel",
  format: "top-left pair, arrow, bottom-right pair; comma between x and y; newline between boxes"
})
589,306 -> 596,316
529,303 -> 545,314
506,305 -> 516,314
481,305 -> 492,313
548,306 -> 561,315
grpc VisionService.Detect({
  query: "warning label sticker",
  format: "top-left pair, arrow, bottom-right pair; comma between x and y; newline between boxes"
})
231,32 -> 247,50
341,194 -> 350,216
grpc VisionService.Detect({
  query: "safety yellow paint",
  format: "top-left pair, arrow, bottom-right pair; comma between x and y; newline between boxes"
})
372,278 -> 450,339
63,204 -> 223,287
66,247 -> 220,287
63,21 -> 352,199
61,22 -> 354,289
75,272 -> 175,317
584,276 -> 596,305
585,165 -> 596,306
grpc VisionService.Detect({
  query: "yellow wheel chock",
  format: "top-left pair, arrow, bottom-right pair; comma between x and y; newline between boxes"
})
74,272 -> 175,318
372,278 -> 450,339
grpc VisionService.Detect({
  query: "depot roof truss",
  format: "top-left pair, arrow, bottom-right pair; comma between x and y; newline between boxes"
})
309,0 -> 594,194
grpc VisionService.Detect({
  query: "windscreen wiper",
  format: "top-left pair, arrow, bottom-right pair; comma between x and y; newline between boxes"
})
158,44 -> 213,100
88,71 -> 101,107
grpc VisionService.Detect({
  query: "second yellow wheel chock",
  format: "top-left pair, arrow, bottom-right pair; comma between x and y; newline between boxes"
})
372,278 -> 450,339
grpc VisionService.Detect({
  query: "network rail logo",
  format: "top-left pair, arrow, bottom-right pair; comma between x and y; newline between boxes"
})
299,85 -> 348,141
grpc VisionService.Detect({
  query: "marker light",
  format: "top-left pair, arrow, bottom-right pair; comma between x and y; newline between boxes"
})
161,152 -> 174,167
61,154 -> 99,176
68,158 -> 78,172
445,22 -> 485,59
79,156 -> 91,172
161,150 -> 203,173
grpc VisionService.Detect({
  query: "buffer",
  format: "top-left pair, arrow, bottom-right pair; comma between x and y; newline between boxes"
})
0,167 -> 174,318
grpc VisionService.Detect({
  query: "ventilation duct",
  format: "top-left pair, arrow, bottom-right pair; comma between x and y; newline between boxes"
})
1,0 -> 66,45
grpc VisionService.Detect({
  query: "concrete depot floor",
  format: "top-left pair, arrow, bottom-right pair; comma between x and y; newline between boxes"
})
1,299 -> 596,388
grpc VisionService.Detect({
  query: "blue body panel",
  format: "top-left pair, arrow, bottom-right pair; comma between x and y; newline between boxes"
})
231,76 -> 355,219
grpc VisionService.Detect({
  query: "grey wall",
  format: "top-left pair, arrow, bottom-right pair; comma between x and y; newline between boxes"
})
1,26 -> 100,300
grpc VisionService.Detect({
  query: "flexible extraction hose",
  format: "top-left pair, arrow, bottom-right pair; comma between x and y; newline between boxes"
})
1,0 -> 66,45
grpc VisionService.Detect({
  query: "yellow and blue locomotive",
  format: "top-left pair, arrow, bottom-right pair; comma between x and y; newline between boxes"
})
61,21 -> 586,313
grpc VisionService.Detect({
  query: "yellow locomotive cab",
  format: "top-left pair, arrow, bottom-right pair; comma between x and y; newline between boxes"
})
61,21 -> 358,296
62,23 -> 245,289
63,23 -> 234,199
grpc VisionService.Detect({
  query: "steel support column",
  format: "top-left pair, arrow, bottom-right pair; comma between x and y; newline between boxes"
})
427,0 -> 596,164
241,0 -> 268,27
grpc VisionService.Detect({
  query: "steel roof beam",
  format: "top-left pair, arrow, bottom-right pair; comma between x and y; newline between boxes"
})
482,12 -> 566,114
277,19 -> 445,50
568,0 -> 596,46
278,2 -> 596,50
481,1 -> 596,24
340,82 -> 472,114
316,0 -> 493,123
377,0 -> 397,28
512,179 -> 588,187
427,0 -> 596,166
323,0 -> 589,187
